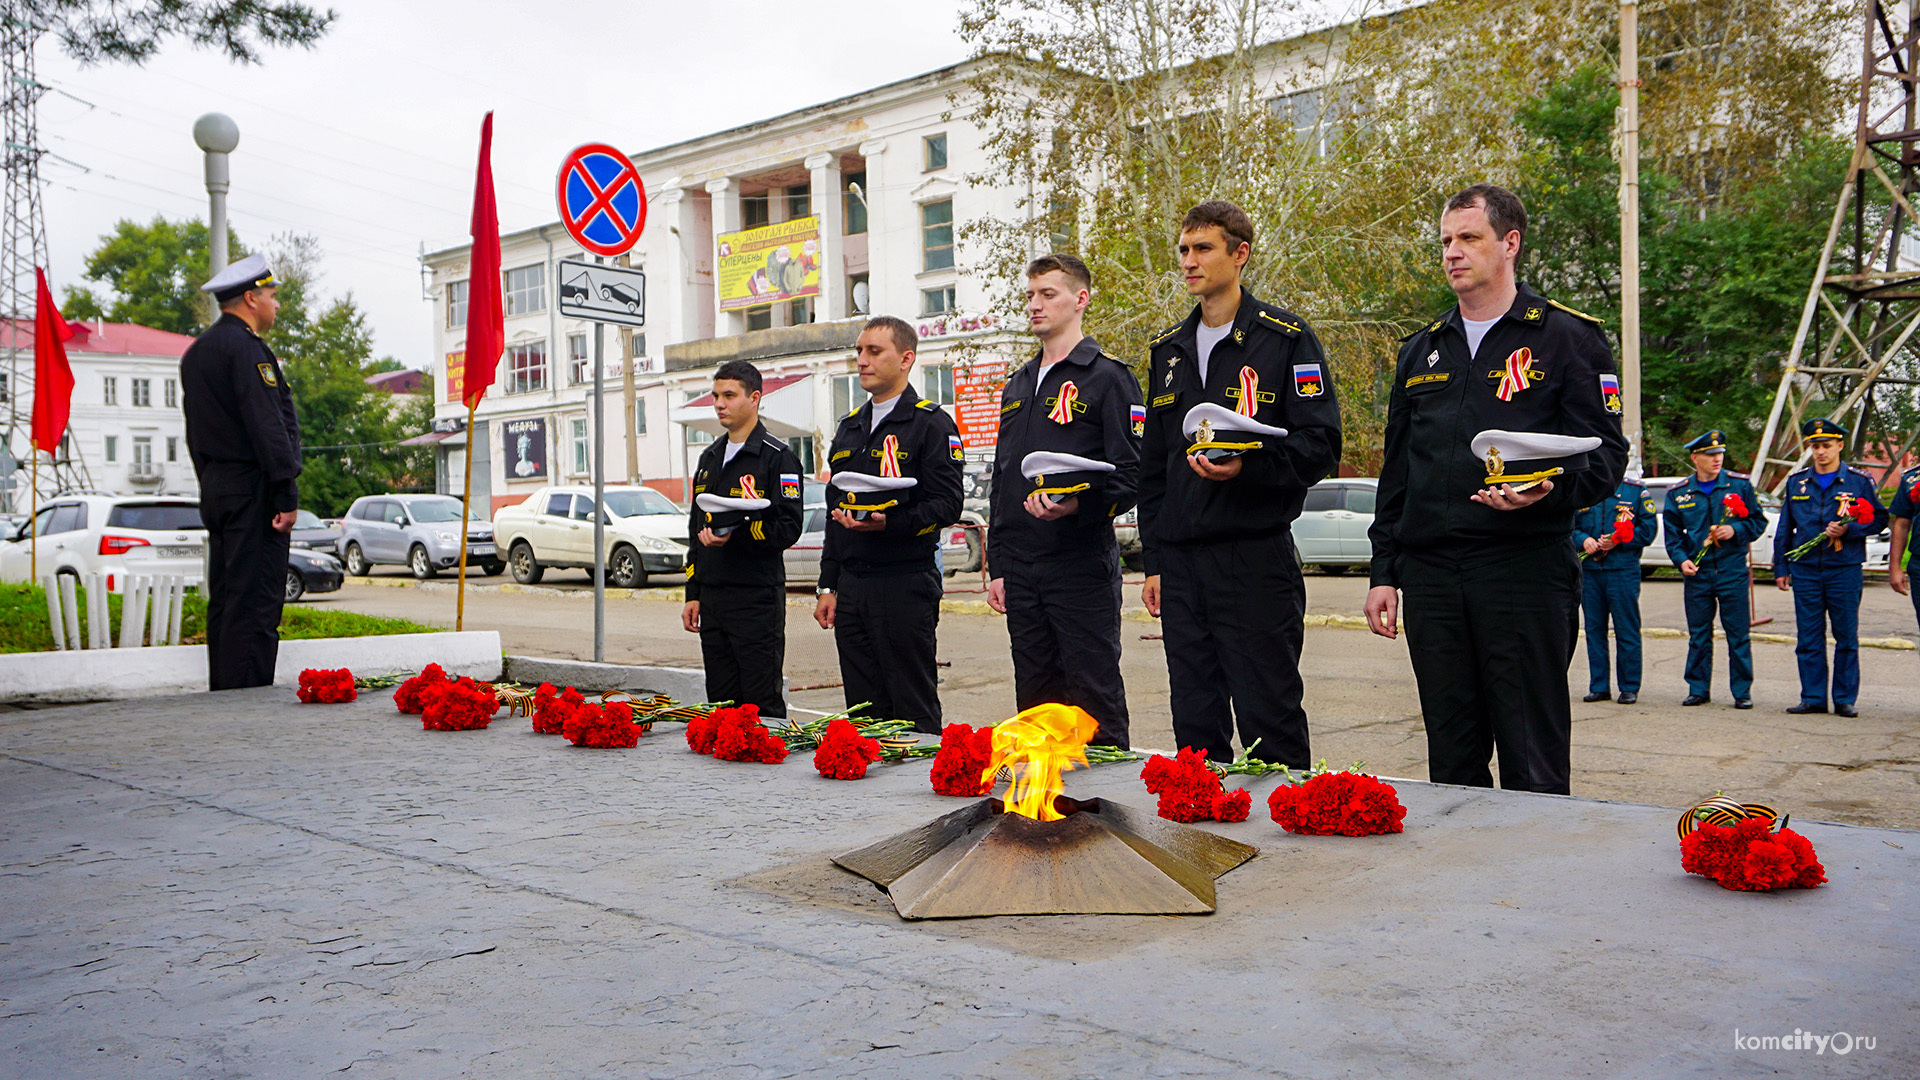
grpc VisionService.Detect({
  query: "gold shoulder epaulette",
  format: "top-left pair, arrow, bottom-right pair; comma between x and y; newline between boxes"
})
915,399 -> 936,410
1256,309 -> 1302,335
1548,299 -> 1604,325
1149,322 -> 1183,346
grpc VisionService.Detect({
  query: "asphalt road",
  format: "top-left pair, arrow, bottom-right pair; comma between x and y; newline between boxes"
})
307,567 -> 1920,830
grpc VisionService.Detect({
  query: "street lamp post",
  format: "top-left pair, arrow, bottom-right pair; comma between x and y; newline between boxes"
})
192,113 -> 239,276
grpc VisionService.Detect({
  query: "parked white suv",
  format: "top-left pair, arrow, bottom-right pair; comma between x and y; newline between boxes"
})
0,494 -> 207,591
493,485 -> 689,587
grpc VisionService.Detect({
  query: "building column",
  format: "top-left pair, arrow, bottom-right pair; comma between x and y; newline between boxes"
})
706,176 -> 741,337
856,138 -> 888,319
807,151 -> 843,322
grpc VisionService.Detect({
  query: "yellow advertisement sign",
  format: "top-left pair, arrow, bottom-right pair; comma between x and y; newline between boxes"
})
444,350 -> 465,403
716,215 -> 821,311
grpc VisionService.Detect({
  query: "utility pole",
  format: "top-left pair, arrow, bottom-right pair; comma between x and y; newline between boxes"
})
1618,0 -> 1642,474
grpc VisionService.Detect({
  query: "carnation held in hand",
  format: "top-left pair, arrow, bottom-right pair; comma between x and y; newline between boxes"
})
813,717 -> 883,780
1267,769 -> 1408,836
296,668 -> 356,704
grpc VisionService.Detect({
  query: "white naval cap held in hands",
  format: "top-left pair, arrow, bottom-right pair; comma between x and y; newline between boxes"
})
1182,401 -> 1288,460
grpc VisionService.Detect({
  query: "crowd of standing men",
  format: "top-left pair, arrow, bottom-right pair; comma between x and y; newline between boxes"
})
178,184 -> 1920,798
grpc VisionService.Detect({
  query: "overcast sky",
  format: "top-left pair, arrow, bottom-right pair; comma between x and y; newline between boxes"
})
35,0 -> 974,366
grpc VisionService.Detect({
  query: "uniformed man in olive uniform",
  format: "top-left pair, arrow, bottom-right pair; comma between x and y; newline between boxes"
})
1661,430 -> 1767,709
1772,417 -> 1888,717
1364,184 -> 1628,795
683,360 -> 806,718
815,316 -> 964,735
1138,200 -> 1342,769
180,253 -> 302,690
1573,470 -> 1656,704
986,253 -> 1143,747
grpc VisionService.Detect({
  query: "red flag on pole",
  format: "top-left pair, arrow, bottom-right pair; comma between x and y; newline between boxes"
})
462,112 -> 504,409
30,266 -> 73,453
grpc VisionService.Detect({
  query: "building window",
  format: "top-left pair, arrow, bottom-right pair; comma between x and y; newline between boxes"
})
921,200 -> 954,271
634,398 -> 647,436
446,280 -> 468,328
742,191 -> 771,229
631,333 -> 646,358
786,435 -> 815,474
568,332 -> 589,384
686,426 -> 714,446
844,171 -> 868,234
788,297 -> 813,325
164,378 -> 177,407
831,373 -> 868,418
787,184 -> 810,220
745,306 -> 773,332
571,417 -> 589,476
922,364 -> 955,405
166,436 -> 178,462
1269,86 -> 1347,157
131,378 -> 151,407
103,376 -> 117,405
920,286 -> 956,316
507,342 -> 548,394
924,132 -> 948,171
849,273 -> 870,314
132,436 -> 152,464
104,435 -> 117,462
504,264 -> 545,317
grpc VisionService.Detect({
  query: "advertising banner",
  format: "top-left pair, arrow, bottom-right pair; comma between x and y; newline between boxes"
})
716,215 -> 821,311
953,359 -> 1009,451
444,351 -> 465,404
502,417 -> 548,480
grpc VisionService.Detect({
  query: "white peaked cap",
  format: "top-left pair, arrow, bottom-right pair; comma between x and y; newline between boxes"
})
1021,451 -> 1116,480
200,252 -> 276,295
830,472 -> 919,493
1182,401 -> 1288,441
1470,429 -> 1603,462
695,493 -> 770,512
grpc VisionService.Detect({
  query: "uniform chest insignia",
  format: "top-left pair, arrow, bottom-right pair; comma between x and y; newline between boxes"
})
1523,306 -> 1545,323
1427,351 -> 1439,368
737,475 -> 759,500
258,362 -> 278,387
1491,348 -> 1539,401
1165,355 -> 1181,387
1224,367 -> 1277,413
1151,392 -> 1177,409
1046,382 -> 1086,423
1232,328 -> 1245,344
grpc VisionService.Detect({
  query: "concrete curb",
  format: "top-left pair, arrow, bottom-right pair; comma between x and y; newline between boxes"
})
0,631 -> 503,704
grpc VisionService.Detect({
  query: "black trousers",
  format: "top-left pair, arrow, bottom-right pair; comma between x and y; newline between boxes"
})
1002,551 -> 1129,747
1399,540 -> 1580,795
834,566 -> 943,734
1159,531 -> 1309,769
201,482 -> 290,691
698,583 -> 787,719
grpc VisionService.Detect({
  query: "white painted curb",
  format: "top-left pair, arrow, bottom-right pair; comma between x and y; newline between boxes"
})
0,631 -> 502,703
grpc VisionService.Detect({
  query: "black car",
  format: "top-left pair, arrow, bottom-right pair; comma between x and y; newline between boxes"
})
599,281 -> 641,312
287,547 -> 345,602
561,279 -> 590,305
290,509 -> 343,556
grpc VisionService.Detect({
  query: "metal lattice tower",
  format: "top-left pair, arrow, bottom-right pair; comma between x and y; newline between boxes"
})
1753,0 -> 1920,491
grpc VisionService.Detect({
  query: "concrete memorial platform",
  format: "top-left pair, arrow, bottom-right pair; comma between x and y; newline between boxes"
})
0,687 -> 1913,1077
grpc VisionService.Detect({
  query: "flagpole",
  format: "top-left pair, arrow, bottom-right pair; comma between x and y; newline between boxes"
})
457,400 -> 476,632
29,448 -> 37,582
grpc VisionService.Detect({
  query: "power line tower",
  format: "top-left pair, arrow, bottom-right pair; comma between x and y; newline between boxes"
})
1752,0 -> 1920,491
0,3 -> 88,511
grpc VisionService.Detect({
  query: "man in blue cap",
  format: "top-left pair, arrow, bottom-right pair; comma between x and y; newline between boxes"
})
1773,417 -> 1887,716
1574,469 -> 1656,704
1663,429 -> 1767,709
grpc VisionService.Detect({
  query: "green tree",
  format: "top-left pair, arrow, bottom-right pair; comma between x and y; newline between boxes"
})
62,217 -> 248,334
34,0 -> 334,65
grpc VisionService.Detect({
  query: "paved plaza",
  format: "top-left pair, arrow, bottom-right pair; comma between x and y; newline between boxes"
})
1,687 -> 1915,1077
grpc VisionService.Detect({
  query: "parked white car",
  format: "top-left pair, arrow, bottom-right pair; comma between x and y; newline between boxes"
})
0,494 -> 206,591
783,481 -> 974,584
1292,477 -> 1377,571
494,485 -> 689,587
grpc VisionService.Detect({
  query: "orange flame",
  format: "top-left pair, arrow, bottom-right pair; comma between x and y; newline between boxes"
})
981,703 -> 1097,821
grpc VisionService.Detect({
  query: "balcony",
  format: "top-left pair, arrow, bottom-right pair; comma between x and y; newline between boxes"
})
127,462 -> 164,488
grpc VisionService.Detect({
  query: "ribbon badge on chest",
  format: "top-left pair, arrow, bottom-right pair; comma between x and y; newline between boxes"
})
738,474 -> 758,500
1048,381 -> 1079,424
1495,347 -> 1537,402
879,433 -> 902,478
1236,367 -> 1259,417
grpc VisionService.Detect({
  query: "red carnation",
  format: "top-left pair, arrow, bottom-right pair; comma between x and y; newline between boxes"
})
1268,771 -> 1407,836
297,668 -> 356,704
1610,518 -> 1635,545
1141,747 -> 1244,823
812,717 -> 883,780
1848,497 -> 1877,525
1909,481 -> 1920,504
564,699 -> 643,748
1722,493 -> 1749,519
421,676 -> 498,731
685,706 -> 725,754
708,705 -> 788,763
1213,787 -> 1252,822
930,723 -> 997,796
1679,817 -> 1825,891
394,663 -> 450,714
532,684 -> 586,735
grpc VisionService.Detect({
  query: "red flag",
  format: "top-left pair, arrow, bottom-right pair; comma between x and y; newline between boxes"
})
462,112 -> 504,409
31,266 -> 73,453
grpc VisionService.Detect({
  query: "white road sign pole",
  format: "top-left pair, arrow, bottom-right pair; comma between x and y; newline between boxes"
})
593,314 -> 606,663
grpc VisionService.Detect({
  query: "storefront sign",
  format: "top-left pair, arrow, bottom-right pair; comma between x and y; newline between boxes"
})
444,350 -> 465,403
716,216 -> 821,311
953,359 -> 1008,451
502,417 -> 549,479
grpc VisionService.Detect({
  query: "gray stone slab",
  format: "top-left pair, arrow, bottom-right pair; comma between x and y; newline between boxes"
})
0,688 -> 1914,1078
501,654 -> 789,709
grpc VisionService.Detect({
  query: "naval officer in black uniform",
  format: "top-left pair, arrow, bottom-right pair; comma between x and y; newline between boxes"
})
181,253 -> 302,691
1364,184 -> 1628,794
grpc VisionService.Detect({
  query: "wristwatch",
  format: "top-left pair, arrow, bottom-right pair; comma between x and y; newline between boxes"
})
815,586 -> 834,596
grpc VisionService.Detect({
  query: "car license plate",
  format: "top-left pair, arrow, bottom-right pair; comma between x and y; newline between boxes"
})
469,543 -> 495,555
160,545 -> 203,559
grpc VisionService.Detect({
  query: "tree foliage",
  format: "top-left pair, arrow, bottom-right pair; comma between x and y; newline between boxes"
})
62,217 -> 242,334
32,0 -> 334,65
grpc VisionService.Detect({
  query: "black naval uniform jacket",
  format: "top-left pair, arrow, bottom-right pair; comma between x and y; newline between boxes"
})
685,421 -> 805,600
1368,283 -> 1629,587
820,385 -> 965,590
1138,288 -> 1343,573
180,312 -> 302,511
985,336 -> 1144,572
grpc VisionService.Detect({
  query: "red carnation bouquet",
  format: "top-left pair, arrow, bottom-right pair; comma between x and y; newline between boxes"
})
1140,748 -> 1252,823
564,698 -> 644,748
1581,503 -> 1640,562
421,676 -> 499,731
1681,816 -> 1826,891
686,704 -> 788,763
1689,493 -> 1750,565
929,723 -> 997,796
1267,770 -> 1407,836
394,664 -> 450,714
813,717 -> 883,780
1785,492 -> 1878,561
297,668 -> 356,704
530,683 -> 589,735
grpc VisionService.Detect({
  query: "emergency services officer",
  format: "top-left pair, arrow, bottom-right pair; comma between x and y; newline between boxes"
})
1662,430 -> 1767,709
180,253 -> 302,690
1573,471 -> 1656,704
815,316 -> 964,735
1773,417 -> 1888,717
1886,460 -> 1920,630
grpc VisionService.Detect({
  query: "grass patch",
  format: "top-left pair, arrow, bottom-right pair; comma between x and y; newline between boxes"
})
0,582 -> 435,654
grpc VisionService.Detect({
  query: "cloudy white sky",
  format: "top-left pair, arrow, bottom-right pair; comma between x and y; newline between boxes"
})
35,0 -> 975,365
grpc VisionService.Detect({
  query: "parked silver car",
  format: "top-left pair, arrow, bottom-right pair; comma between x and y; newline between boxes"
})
338,494 -> 501,579
1292,478 -> 1377,571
